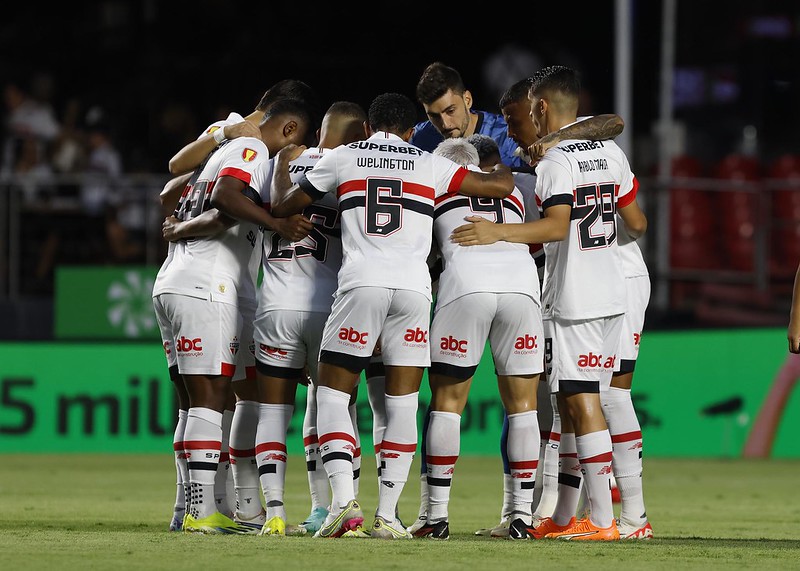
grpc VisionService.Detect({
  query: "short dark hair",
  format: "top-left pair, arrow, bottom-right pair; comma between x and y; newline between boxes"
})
499,77 -> 534,109
263,98 -> 317,146
326,100 -> 367,122
255,79 -> 321,134
530,66 -> 580,98
255,79 -> 318,112
368,93 -> 418,134
467,133 -> 501,164
415,62 -> 466,105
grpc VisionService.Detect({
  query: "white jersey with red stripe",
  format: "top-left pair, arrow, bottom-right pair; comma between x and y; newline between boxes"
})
152,136 -> 269,306
155,113 -> 249,288
536,135 -> 638,320
259,146 -> 342,313
433,165 -> 539,309
299,131 -> 468,300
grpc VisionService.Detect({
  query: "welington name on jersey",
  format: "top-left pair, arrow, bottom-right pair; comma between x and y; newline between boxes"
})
356,157 -> 415,170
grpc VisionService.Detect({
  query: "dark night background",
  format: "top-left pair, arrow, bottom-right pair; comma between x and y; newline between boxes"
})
3,0 -> 798,175
2,0 -> 800,335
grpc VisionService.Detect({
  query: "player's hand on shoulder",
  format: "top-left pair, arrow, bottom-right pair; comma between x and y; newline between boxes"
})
450,215 -> 501,246
273,213 -> 313,242
276,143 -> 306,164
227,120 -> 262,141
162,215 -> 183,241
528,134 -> 558,166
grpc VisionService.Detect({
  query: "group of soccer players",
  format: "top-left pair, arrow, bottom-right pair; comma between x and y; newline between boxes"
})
152,61 -> 653,541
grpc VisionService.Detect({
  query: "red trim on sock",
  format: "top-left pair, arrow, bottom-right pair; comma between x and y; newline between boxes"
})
381,440 -> 417,453
580,451 -> 613,464
426,454 -> 459,465
255,441 -> 288,454
319,431 -> 357,447
229,446 -> 256,457
509,460 -> 539,469
303,434 -> 319,446
610,430 -> 642,443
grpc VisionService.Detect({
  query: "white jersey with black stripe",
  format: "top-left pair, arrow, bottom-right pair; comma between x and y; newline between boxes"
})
300,131 -> 468,300
536,135 -> 637,320
152,136 -> 269,306
433,165 -> 540,309
258,146 -> 342,313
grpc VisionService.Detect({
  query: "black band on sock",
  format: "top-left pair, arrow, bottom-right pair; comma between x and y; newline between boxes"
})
558,473 -> 582,489
258,464 -> 277,475
427,476 -> 452,487
321,451 -> 353,464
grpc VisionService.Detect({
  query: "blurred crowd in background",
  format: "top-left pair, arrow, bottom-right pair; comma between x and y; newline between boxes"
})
2,0 -> 800,338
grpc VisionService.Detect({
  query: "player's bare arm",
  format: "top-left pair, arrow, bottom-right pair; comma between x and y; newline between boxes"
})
162,211 -> 235,242
528,114 -> 624,165
618,200 -> 648,239
457,162 -> 515,198
159,172 -> 193,215
788,265 -> 800,353
270,143 -> 313,218
168,120 -> 262,175
451,203 -> 571,246
271,143 -> 307,197
209,175 -> 313,241
270,184 -> 314,218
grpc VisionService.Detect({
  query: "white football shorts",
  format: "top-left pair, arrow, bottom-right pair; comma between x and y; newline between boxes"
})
153,293 -> 242,378
615,275 -> 651,373
548,313 -> 624,394
319,287 -> 432,372
253,309 -> 328,380
430,292 -> 543,379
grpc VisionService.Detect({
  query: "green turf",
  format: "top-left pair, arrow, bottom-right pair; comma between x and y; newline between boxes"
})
2,455 -> 799,570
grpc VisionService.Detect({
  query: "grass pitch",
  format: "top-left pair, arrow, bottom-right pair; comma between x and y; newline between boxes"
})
2,455 -> 798,570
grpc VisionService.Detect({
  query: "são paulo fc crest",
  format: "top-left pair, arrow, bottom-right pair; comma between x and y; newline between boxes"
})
242,148 -> 258,162
230,337 -> 240,355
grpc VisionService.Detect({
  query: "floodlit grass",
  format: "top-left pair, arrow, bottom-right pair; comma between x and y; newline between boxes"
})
2,455 -> 799,570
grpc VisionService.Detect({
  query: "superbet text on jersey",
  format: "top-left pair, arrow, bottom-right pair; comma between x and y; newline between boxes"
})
297,132 -> 469,299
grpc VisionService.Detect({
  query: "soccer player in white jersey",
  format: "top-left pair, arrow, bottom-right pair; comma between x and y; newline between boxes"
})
267,92 -> 515,539
152,99 -> 315,534
249,101 -> 368,537
500,79 -> 628,533
157,80 -> 321,531
451,66 -> 647,541
452,84 -> 628,538
410,137 -> 543,541
604,215 -> 653,539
